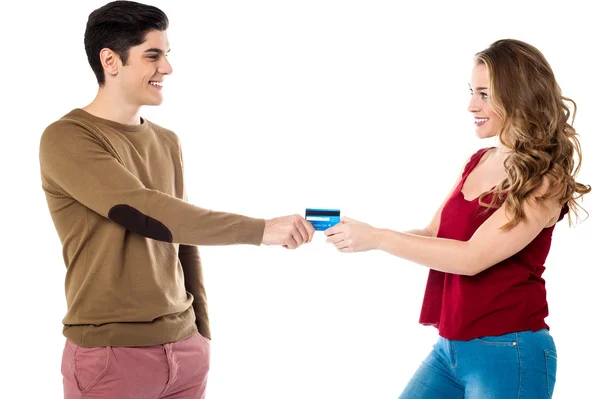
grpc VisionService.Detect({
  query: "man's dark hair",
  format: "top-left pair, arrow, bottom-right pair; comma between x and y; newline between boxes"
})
84,1 -> 169,85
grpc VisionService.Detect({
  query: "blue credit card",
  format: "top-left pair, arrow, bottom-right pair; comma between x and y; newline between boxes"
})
305,208 -> 341,231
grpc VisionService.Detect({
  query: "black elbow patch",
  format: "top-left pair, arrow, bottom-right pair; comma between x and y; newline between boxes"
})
108,204 -> 173,242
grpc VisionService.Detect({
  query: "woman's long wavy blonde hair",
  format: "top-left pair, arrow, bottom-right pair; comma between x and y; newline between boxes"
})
475,39 -> 591,230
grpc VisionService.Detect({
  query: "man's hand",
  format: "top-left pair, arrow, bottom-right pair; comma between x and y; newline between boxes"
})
262,214 -> 315,249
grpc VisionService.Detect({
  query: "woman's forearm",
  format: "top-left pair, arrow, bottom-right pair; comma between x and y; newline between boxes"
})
403,228 -> 433,237
375,228 -> 477,275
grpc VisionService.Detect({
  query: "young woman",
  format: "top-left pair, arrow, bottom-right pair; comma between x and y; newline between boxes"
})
324,39 -> 591,398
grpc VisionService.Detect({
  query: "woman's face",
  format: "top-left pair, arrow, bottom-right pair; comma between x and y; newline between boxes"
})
468,63 -> 502,139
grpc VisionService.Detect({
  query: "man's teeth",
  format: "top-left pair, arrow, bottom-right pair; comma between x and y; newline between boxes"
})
150,82 -> 163,87
475,118 -> 489,123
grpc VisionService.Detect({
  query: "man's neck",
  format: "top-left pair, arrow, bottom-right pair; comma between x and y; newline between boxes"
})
83,87 -> 142,125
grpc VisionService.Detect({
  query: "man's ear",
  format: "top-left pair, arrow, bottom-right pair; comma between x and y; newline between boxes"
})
99,48 -> 120,78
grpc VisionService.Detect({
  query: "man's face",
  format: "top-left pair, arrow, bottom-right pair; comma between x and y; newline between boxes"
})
117,30 -> 172,107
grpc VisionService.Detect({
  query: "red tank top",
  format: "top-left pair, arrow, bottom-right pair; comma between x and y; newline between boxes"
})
419,147 -> 568,340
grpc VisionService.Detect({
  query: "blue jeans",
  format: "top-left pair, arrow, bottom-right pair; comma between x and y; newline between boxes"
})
399,329 -> 557,398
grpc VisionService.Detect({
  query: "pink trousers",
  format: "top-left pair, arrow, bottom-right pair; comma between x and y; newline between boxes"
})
61,332 -> 210,399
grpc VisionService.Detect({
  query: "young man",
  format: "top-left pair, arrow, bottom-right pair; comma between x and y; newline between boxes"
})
39,1 -> 315,398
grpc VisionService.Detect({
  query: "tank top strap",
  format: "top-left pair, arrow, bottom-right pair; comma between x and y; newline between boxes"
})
461,147 -> 495,179
558,203 -> 569,221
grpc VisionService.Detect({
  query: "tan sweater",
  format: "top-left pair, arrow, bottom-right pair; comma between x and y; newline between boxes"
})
39,109 -> 265,347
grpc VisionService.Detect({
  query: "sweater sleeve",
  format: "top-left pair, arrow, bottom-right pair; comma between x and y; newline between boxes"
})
179,244 -> 211,339
39,120 -> 265,246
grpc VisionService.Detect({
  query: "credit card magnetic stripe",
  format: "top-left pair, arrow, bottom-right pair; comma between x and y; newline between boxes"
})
305,208 -> 341,230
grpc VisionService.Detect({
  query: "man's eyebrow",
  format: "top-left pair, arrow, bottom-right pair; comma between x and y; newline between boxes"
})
144,48 -> 171,54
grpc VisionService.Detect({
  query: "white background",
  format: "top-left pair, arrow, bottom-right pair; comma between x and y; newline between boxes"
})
1,1 -> 598,398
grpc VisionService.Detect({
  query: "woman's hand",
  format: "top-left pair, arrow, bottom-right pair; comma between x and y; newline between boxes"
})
324,217 -> 380,253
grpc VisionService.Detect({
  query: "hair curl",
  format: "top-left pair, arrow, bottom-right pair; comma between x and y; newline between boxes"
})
475,39 -> 591,229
